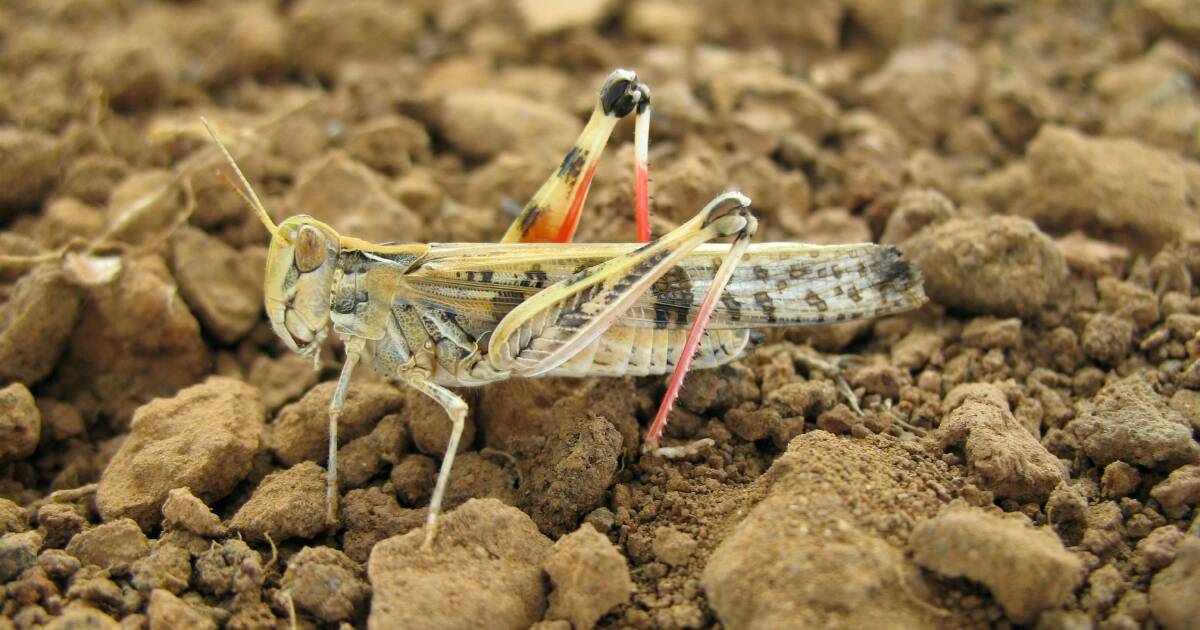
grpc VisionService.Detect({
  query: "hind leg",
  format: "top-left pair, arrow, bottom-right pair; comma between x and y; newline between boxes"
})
501,68 -> 654,244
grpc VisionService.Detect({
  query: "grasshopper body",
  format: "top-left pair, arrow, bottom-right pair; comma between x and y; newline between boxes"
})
207,68 -> 927,549
279,231 -> 922,386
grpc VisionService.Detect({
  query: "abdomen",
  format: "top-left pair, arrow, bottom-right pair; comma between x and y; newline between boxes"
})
540,325 -> 750,378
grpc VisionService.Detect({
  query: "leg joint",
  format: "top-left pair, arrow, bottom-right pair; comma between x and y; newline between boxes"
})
699,192 -> 756,236
600,69 -> 649,118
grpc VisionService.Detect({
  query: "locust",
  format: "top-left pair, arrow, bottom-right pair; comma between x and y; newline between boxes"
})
204,69 -> 927,549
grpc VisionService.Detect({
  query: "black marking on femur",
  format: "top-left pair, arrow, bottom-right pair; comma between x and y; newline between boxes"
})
557,284 -> 602,330
558,147 -> 581,176
480,270 -> 494,284
805,289 -> 829,312
519,205 -> 544,236
754,291 -> 777,323
560,148 -> 588,185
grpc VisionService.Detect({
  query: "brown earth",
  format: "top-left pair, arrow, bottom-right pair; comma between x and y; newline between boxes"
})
2,1 -> 1200,628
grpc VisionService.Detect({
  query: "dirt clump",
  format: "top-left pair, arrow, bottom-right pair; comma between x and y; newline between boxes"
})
96,377 -> 265,530
860,41 -> 980,146
1150,463 -> 1200,518
367,498 -> 552,630
1101,461 -> 1142,499
288,151 -> 426,245
160,488 -> 225,538
340,487 -> 426,563
1067,374 -> 1200,471
704,431 -> 965,628
407,391 -> 476,457
288,0 -> 421,82
909,505 -> 1084,624
934,383 -> 1066,503
0,127 -> 61,215
41,607 -> 121,629
192,538 -> 264,599
146,588 -> 215,630
907,216 -> 1069,318
267,380 -> 404,467
64,519 -> 149,577
169,227 -> 263,345
0,498 -> 27,535
0,265 -> 82,384
45,256 -> 211,426
1149,536 -> 1200,630
337,412 -> 409,489
0,383 -> 39,464
228,461 -> 326,542
281,546 -> 370,624
1082,313 -> 1135,365
478,378 -> 641,459
0,530 -> 42,582
443,452 -> 519,509
544,525 -> 632,630
436,90 -> 580,162
652,526 -> 697,568
129,542 -> 191,594
1017,125 -> 1200,254
518,413 -> 623,537
246,353 -> 321,413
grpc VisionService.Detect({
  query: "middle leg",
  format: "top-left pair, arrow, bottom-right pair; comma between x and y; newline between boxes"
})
397,372 -> 470,551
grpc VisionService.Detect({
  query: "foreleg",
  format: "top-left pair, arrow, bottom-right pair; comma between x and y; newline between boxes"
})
325,336 -> 364,525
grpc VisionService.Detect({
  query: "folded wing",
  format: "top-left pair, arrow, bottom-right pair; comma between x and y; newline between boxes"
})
401,241 -> 927,331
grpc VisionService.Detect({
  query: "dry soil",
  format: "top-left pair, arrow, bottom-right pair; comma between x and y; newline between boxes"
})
1,1 -> 1200,629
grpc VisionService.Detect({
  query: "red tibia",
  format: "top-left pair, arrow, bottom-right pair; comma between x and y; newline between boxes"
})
635,162 -> 651,243
633,160 -> 652,242
645,276 -> 724,446
552,164 -> 599,243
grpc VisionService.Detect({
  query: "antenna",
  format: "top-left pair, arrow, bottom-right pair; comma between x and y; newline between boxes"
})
200,116 -> 277,234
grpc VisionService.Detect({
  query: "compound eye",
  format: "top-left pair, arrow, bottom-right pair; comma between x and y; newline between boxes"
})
294,225 -> 328,272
